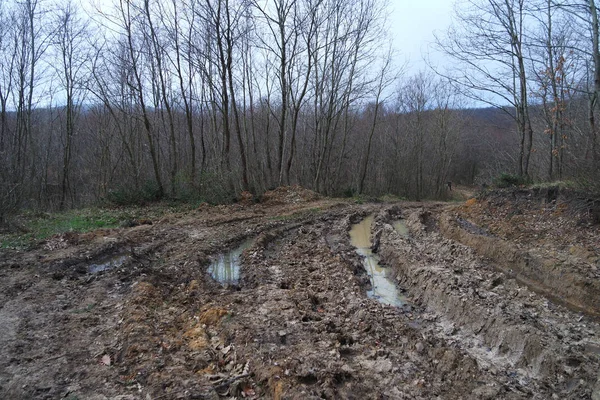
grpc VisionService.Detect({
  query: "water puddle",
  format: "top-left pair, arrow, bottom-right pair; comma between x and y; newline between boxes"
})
88,254 -> 128,273
393,220 -> 410,238
349,215 -> 406,307
208,239 -> 254,285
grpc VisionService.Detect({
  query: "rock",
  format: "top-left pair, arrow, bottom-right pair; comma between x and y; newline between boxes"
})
278,330 -> 287,344
415,342 -> 424,353
376,359 -> 393,373
359,358 -> 393,374
341,364 -> 354,374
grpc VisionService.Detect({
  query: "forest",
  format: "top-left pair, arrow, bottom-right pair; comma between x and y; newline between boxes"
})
0,0 -> 599,213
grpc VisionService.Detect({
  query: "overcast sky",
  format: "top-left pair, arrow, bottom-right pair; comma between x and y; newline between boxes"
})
388,0 -> 456,74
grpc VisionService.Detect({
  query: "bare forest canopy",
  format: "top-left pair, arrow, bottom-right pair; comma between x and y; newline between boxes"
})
0,0 -> 599,212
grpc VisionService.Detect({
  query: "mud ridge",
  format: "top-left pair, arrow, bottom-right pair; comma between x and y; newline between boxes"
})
438,212 -> 600,317
377,207 -> 600,399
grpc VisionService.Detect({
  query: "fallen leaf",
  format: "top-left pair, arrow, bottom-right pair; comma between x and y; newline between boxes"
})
242,385 -> 256,397
101,354 -> 111,366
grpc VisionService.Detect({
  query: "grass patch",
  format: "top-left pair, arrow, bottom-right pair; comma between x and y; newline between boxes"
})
530,180 -> 578,190
27,212 -> 120,240
0,203 -> 196,250
378,194 -> 408,202
1,210 -> 122,250
1,235 -> 33,249
495,173 -> 527,188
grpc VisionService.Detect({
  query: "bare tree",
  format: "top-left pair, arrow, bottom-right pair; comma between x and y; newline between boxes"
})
0,0 -> 15,155
435,0 -> 536,178
9,0 -> 52,204
116,0 -> 165,197
53,0 -> 90,208
357,49 -> 396,194
529,0 -> 580,179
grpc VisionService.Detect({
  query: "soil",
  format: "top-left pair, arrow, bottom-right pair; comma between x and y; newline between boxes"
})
1,186 -> 599,399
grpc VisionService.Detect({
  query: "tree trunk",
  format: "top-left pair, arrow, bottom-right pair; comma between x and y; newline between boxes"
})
591,0 -> 600,171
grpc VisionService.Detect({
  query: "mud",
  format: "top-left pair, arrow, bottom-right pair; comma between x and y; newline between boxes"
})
0,187 -> 599,399
88,254 -> 130,274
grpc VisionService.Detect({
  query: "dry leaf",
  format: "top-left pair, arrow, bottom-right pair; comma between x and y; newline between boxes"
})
242,385 -> 256,397
101,354 -> 111,366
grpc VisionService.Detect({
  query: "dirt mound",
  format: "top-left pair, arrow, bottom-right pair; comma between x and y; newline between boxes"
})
261,185 -> 321,204
237,190 -> 254,205
448,187 -> 600,317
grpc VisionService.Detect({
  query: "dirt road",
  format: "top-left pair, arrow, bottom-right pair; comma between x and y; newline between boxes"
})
1,187 -> 599,399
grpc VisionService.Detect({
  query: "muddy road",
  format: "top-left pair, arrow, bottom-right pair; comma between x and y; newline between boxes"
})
1,187 -> 599,399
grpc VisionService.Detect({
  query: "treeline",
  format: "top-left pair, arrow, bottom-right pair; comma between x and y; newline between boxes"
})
435,0 -> 600,186
0,0 -> 599,214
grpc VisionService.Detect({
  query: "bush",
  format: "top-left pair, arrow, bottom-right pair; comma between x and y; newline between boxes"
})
105,172 -> 237,207
0,182 -> 21,228
106,180 -> 163,206
342,187 -> 355,198
196,172 -> 236,205
172,171 -> 236,206
495,173 -> 526,188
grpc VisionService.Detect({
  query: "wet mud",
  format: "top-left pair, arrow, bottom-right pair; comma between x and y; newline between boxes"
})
1,188 -> 599,399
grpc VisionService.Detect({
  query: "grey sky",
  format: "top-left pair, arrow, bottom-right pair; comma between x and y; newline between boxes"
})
388,0 -> 455,73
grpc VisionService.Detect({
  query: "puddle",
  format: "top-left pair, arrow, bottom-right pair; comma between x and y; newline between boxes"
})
349,215 -> 407,307
88,254 -> 128,273
208,239 -> 254,285
393,220 -> 410,238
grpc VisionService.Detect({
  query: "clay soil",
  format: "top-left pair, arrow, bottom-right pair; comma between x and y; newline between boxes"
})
1,187 -> 599,399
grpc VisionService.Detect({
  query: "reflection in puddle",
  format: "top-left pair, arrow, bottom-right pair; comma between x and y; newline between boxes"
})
349,216 -> 406,307
88,255 -> 128,273
208,239 -> 253,285
393,220 -> 410,238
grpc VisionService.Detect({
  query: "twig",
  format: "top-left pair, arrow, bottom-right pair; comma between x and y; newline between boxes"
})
43,353 -> 67,363
213,373 -> 250,390
152,373 -> 251,399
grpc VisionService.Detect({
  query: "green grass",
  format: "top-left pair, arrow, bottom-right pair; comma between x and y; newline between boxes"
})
0,235 -> 32,249
27,212 -> 120,240
1,210 -> 122,250
529,180 -> 578,190
1,203 -> 194,250
378,194 -> 408,202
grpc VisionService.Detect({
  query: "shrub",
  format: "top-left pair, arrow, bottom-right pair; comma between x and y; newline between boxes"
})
495,173 -> 526,188
342,187 -> 355,198
106,180 -> 163,206
174,171 -> 236,205
197,172 -> 236,205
